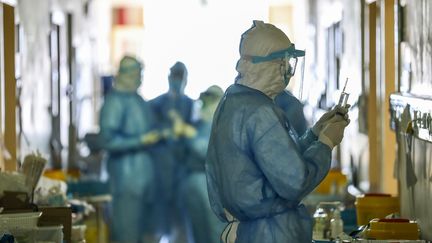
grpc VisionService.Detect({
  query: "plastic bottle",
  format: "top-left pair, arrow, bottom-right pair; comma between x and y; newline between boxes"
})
330,209 -> 344,239
312,206 -> 327,240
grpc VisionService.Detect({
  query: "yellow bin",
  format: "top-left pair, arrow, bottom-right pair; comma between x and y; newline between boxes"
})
355,193 -> 399,226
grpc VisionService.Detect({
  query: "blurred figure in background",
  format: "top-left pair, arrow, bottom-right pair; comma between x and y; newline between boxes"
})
149,61 -> 196,242
275,90 -> 308,136
99,56 -> 162,243
179,85 -> 226,243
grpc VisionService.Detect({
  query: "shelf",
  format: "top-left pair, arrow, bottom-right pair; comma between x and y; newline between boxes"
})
390,93 -> 432,143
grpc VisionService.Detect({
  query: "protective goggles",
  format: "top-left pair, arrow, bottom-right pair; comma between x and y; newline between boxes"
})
243,45 -> 305,77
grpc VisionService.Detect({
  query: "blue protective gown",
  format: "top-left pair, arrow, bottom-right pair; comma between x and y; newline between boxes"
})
99,90 -> 156,242
150,93 -> 194,171
274,90 -> 308,136
179,120 -> 225,243
149,92 -> 194,236
206,84 -> 332,243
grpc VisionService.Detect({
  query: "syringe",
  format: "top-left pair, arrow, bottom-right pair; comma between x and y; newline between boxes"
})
338,78 -> 350,108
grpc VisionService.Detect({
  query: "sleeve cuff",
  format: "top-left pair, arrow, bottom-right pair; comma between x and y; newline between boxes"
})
302,128 -> 318,142
318,136 -> 334,150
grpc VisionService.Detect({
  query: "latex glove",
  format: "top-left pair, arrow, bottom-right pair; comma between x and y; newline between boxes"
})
318,119 -> 350,149
173,121 -> 197,138
168,110 -> 182,123
312,105 -> 350,136
141,130 -> 162,145
182,124 -> 197,138
168,110 -> 197,138
173,119 -> 185,138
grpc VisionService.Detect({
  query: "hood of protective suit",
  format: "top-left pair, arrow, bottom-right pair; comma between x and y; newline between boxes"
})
168,61 -> 188,94
235,20 -> 293,99
114,56 -> 143,92
199,85 -> 224,121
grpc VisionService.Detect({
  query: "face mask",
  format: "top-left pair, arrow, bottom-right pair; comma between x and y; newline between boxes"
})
169,80 -> 185,94
115,69 -> 142,92
283,72 -> 292,86
280,55 -> 297,86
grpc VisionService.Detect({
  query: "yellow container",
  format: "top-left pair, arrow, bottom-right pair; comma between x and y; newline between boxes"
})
366,218 -> 420,240
315,169 -> 348,194
43,170 -> 67,181
355,194 -> 399,226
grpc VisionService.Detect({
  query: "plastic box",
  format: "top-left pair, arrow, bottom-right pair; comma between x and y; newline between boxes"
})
354,240 -> 426,243
33,225 -> 63,243
366,219 -> 419,240
0,212 -> 42,231
355,194 -> 399,226
71,224 -> 87,241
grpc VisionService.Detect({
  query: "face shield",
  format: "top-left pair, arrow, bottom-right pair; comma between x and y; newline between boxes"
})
243,44 -> 305,86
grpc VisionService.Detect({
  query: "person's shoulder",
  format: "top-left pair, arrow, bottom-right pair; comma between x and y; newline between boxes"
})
151,93 -> 166,101
275,90 -> 303,109
149,93 -> 167,105
227,86 -> 272,108
180,94 -> 194,103
100,91 -> 124,112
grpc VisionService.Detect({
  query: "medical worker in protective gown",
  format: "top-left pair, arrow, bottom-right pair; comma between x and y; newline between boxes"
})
180,85 -> 226,243
205,21 -> 350,243
99,56 -> 161,243
149,61 -> 196,241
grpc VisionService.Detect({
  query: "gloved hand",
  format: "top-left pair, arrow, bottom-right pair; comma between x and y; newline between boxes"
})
141,130 -> 162,145
173,120 -> 197,138
173,118 -> 185,138
312,105 -> 350,136
182,124 -> 197,138
318,119 -> 350,149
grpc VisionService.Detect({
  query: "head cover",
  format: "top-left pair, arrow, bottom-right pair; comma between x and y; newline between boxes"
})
119,56 -> 143,73
236,20 -> 304,97
239,20 -> 304,58
200,85 -> 224,99
168,61 -> 188,94
114,56 -> 143,92
199,85 -> 224,121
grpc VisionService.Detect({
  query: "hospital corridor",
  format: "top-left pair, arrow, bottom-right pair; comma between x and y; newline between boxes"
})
0,0 -> 431,242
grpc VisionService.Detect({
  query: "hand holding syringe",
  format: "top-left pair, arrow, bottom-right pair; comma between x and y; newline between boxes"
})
312,78 -> 351,138
336,78 -> 350,116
